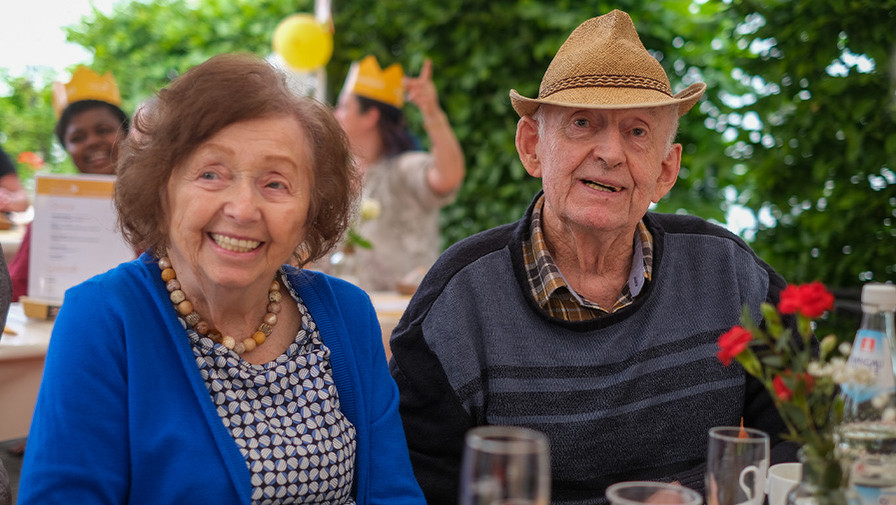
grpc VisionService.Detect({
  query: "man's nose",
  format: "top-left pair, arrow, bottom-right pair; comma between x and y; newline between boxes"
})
590,129 -> 625,168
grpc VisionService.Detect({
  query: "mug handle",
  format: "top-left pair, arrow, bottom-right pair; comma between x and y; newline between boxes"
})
739,465 -> 763,504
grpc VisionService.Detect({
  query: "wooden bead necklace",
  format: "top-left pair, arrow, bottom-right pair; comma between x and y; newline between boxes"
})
158,256 -> 283,355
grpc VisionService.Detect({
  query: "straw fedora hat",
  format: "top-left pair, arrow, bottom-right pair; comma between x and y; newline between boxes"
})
510,9 -> 705,118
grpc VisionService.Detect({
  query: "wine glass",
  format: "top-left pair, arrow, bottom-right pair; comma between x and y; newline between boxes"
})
459,425 -> 551,505
705,426 -> 770,505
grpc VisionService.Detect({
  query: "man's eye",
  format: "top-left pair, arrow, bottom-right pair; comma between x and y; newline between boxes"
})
632,127 -> 647,137
573,118 -> 589,128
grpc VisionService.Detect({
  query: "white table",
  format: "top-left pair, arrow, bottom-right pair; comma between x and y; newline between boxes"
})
0,225 -> 25,264
0,303 -> 54,440
370,292 -> 411,361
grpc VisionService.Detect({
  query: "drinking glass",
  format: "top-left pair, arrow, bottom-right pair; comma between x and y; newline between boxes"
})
705,426 -> 770,505
605,481 -> 703,505
459,425 -> 551,505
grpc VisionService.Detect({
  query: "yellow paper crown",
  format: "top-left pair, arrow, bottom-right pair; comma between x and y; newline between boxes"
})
52,66 -> 122,117
344,55 -> 404,108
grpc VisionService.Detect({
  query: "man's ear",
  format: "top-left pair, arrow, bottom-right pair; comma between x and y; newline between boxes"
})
516,115 -> 542,178
652,143 -> 682,203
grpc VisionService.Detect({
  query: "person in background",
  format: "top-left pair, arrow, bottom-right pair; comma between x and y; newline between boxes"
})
18,53 -> 424,505
0,244 -> 10,504
0,147 -> 28,214
7,67 -> 129,301
329,55 -> 465,292
389,10 -> 796,505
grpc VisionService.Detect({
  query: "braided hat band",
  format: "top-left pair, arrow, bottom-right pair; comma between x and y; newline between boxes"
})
510,9 -> 705,118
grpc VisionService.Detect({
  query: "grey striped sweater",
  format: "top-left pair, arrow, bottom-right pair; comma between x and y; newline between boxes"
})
389,193 -> 796,505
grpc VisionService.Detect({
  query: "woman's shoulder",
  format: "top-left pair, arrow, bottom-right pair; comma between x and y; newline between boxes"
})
393,151 -> 433,171
284,266 -> 372,308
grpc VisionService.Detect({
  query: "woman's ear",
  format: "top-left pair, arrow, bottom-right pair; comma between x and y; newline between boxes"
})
360,105 -> 381,130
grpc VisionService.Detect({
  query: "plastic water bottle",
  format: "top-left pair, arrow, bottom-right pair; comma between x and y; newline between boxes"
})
837,283 -> 896,505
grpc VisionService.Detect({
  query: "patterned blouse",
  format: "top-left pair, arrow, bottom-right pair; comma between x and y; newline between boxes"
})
184,272 -> 357,505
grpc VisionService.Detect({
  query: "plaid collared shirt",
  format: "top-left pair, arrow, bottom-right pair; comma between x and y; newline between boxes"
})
522,195 -> 654,322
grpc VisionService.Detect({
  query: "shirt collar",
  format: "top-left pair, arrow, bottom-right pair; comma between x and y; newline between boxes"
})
524,194 -> 653,312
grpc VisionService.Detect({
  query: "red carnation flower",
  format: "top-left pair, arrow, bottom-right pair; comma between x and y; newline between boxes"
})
773,375 -> 792,401
773,372 -> 814,402
717,326 -> 753,366
778,281 -> 834,318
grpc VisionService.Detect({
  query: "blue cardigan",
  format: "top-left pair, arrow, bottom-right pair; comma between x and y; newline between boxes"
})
19,254 -> 425,505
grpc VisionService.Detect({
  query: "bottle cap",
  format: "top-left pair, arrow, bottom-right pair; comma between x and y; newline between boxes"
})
861,283 -> 896,312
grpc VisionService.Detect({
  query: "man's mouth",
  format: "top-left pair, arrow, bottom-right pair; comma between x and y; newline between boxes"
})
210,233 -> 261,253
583,180 -> 620,193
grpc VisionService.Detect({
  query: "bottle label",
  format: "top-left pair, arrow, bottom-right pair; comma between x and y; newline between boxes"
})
844,329 -> 896,403
853,479 -> 896,505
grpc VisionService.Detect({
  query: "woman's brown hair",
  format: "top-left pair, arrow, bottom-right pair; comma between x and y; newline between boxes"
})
115,53 -> 357,265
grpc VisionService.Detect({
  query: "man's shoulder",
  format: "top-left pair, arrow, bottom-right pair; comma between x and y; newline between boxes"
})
647,212 -> 733,235
646,212 -> 751,250
436,222 -> 518,273
646,211 -> 785,293
407,220 -> 520,310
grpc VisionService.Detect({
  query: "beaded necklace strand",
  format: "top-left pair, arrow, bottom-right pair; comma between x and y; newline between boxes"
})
158,256 -> 283,355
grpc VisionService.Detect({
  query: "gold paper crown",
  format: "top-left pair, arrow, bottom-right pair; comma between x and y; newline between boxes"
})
52,66 -> 122,117
343,55 -> 404,108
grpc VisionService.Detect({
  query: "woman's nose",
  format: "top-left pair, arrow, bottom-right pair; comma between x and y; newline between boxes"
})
223,181 -> 262,222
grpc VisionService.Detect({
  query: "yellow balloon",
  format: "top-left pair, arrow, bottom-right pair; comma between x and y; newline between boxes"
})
273,14 -> 333,71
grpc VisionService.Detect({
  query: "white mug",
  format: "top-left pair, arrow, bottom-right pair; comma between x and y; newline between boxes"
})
766,462 -> 801,505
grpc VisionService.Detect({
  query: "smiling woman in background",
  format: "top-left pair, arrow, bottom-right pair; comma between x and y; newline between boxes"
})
17,53 -> 424,505
7,67 -> 129,301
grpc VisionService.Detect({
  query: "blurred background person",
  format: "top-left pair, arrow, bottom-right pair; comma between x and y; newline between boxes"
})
7,66 -> 129,301
330,55 -> 465,293
18,53 -> 424,505
0,147 -> 29,216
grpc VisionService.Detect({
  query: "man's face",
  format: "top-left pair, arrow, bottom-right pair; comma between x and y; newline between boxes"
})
516,104 -> 682,239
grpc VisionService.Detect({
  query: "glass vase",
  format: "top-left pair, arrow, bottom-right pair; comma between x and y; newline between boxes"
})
786,447 -> 859,505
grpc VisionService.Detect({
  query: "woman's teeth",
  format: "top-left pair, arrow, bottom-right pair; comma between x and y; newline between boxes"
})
211,234 -> 260,252
584,180 -> 619,192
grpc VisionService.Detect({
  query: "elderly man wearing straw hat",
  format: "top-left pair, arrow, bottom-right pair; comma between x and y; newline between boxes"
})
389,9 -> 796,505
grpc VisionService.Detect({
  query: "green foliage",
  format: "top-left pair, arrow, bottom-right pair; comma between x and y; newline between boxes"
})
1,0 -> 894,303
0,69 -> 78,191
719,0 -> 896,290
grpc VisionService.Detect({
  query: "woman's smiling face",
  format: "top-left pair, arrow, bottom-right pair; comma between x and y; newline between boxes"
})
164,115 -> 313,292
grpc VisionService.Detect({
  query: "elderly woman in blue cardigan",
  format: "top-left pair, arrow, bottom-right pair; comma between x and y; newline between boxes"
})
18,53 -> 424,505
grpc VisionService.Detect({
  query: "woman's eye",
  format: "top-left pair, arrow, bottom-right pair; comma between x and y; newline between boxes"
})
266,180 -> 287,190
199,171 -> 218,180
